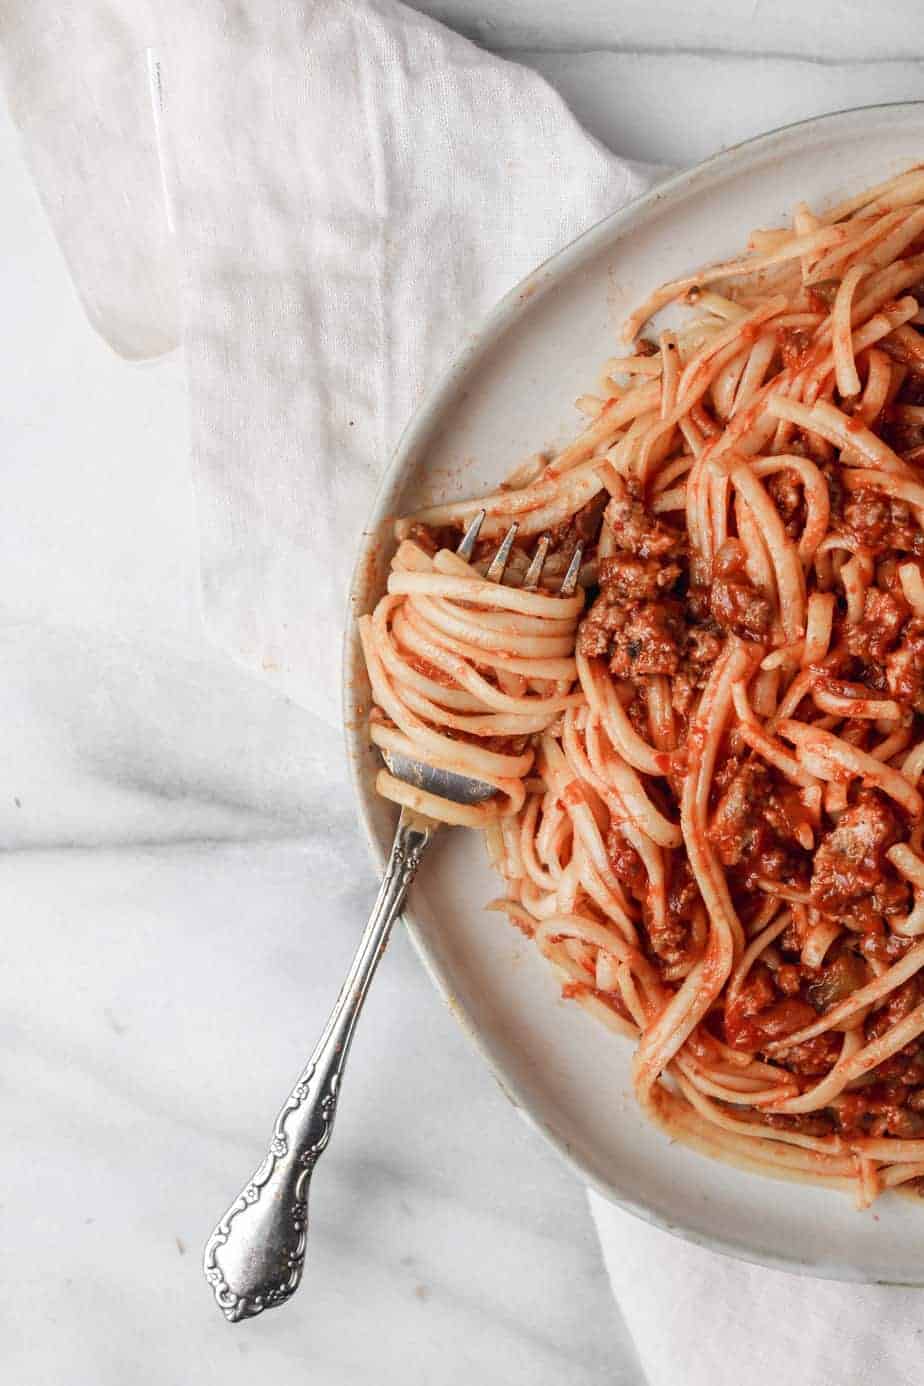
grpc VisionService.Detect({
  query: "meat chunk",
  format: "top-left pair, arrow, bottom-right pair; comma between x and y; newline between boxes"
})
832,1064 -> 924,1137
709,575 -> 772,641
770,1032 -> 842,1076
606,827 -> 647,896
766,468 -> 805,539
869,1106 -> 924,1139
859,930 -> 916,967
603,494 -> 686,560
845,586 -> 909,665
706,539 -> 772,641
578,492 -> 689,672
886,617 -> 924,711
607,601 -> 686,677
844,488 -> 892,549
578,544 -> 686,674
810,790 -> 908,928
724,963 -> 817,1052
607,832 -> 703,970
844,488 -> 924,556
709,760 -> 771,869
712,537 -> 749,580
865,977 -> 923,1042
648,856 -> 701,966
577,603 -> 622,658
670,622 -> 724,715
596,554 -> 682,602
708,759 -> 808,887
577,597 -> 685,674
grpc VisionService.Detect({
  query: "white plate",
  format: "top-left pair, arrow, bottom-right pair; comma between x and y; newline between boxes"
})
345,103 -> 924,1284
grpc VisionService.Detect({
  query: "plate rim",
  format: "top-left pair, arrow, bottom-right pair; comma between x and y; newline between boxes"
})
342,99 -> 924,1283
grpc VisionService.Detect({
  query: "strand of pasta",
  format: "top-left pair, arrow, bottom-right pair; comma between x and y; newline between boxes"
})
361,167 -> 924,1202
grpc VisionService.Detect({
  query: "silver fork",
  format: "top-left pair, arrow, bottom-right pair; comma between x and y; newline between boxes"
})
202,515 -> 583,1322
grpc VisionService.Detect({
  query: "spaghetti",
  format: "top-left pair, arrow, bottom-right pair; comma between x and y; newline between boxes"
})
360,166 -> 924,1206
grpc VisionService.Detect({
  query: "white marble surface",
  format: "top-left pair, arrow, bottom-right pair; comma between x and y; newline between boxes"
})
3,4 -> 922,1382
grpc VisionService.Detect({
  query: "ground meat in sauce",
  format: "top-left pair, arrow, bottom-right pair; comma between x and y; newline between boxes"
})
603,493 -> 687,561
603,599 -> 687,678
724,963 -> 817,1052
577,584 -> 686,672
708,541 -> 772,641
765,469 -> 805,540
577,496 -> 689,673
721,935 -> 924,1131
435,368 -> 924,1133
709,759 -> 770,868
606,828 -> 701,969
707,758 -> 810,890
832,1041 -> 924,1137
886,617 -> 924,711
866,977 -> 924,1042
596,554 -> 683,602
709,574 -> 772,640
670,623 -> 724,716
860,931 -> 916,967
577,507 -> 768,677
844,487 -> 924,557
606,826 -> 648,897
809,790 -> 909,929
652,856 -> 703,966
772,1032 -> 844,1078
845,586 -> 910,665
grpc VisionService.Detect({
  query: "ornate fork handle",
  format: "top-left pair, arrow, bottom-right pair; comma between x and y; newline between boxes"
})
203,808 -> 435,1321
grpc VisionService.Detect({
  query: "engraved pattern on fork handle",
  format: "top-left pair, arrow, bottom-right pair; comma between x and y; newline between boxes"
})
203,808 -> 435,1321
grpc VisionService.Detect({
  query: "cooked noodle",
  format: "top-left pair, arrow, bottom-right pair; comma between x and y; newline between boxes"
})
360,167 -> 924,1206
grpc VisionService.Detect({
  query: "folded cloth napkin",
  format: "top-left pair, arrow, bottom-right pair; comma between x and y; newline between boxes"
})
589,1191 -> 924,1386
2,0 -> 655,726
3,1 -> 922,1381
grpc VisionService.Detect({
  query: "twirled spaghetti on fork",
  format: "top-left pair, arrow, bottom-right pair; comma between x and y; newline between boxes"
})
359,164 -> 924,1206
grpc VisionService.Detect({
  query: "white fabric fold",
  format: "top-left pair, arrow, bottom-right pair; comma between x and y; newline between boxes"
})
152,0 -> 656,722
0,0 -> 179,358
589,1190 -> 923,1386
1,0 -> 656,723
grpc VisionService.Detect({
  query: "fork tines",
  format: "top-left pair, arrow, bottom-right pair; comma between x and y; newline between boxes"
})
523,535 -> 551,590
456,512 -> 582,596
456,509 -> 487,561
559,543 -> 584,597
484,523 -> 519,582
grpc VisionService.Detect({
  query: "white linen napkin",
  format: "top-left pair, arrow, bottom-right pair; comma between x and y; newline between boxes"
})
589,1190 -> 924,1386
155,0 -> 660,725
0,0 -> 179,359
2,0 -> 654,725
4,1 -> 921,1381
